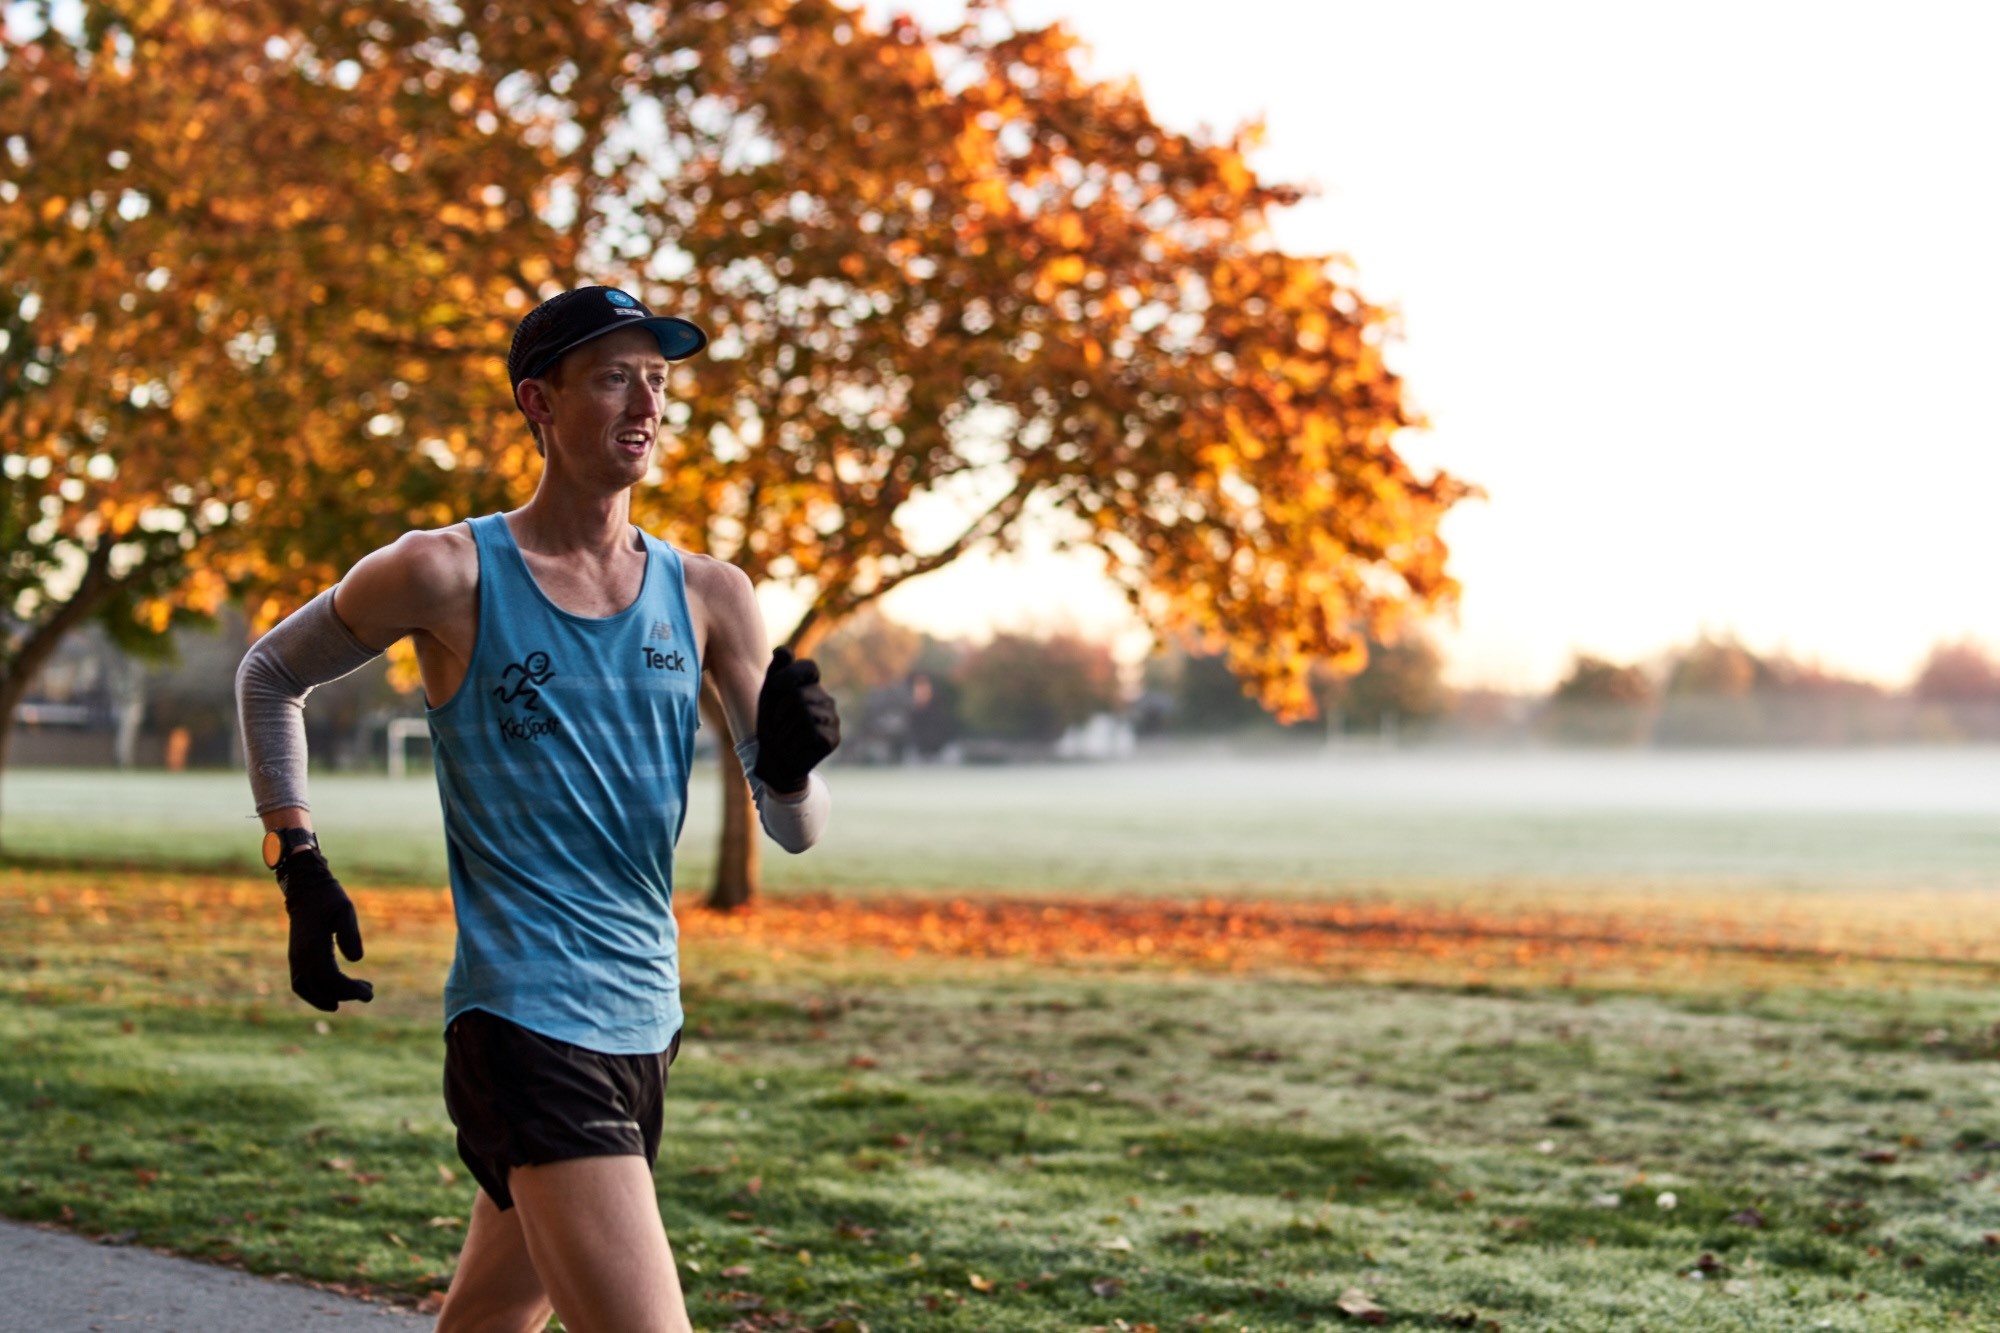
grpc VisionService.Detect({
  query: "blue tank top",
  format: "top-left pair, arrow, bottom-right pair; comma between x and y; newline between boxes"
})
427,513 -> 700,1054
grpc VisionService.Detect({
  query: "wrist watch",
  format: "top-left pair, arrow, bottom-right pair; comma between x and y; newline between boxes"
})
262,827 -> 320,869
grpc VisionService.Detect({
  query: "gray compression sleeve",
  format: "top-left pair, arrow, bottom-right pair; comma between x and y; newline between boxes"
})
235,588 -> 383,815
733,736 -> 832,853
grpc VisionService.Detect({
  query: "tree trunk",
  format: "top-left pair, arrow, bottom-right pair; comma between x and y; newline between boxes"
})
0,535 -> 125,852
0,659 -> 56,852
702,679 -> 759,911
0,686 -> 17,853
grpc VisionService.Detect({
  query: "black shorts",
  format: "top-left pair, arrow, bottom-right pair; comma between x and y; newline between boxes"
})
442,1009 -> 682,1211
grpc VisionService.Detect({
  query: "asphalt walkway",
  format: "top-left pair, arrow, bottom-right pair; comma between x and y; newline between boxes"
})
0,1218 -> 430,1331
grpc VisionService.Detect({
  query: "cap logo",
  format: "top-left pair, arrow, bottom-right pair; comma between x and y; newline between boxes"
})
604,289 -> 639,308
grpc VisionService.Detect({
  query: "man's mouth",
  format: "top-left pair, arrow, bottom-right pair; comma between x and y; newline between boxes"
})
617,431 -> 652,452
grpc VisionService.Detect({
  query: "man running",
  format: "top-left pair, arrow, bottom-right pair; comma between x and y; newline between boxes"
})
235,286 -> 839,1333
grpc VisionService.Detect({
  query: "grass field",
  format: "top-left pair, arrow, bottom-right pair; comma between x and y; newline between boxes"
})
4,748 -> 2000,893
5,752 -> 2000,1328
9,866 -> 2000,1328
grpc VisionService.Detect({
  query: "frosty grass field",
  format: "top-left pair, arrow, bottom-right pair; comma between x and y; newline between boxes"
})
7,746 -> 2000,893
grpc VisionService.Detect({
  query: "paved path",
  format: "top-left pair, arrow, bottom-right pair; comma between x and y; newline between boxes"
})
0,1218 -> 431,1331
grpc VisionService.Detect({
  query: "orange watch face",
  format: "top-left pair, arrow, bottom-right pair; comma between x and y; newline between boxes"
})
262,829 -> 284,869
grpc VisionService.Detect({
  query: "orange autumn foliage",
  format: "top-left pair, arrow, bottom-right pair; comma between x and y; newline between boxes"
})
5,2 -> 1466,737
1,1 -> 598,758
606,2 -> 1472,905
622,5 -> 1472,715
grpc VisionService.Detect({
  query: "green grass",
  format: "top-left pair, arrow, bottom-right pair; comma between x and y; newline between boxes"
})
7,869 -> 2000,1328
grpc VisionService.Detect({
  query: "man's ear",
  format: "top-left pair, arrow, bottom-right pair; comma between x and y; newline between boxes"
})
516,378 -> 557,436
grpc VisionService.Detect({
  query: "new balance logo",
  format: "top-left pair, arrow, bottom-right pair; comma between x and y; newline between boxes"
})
649,621 -> 674,642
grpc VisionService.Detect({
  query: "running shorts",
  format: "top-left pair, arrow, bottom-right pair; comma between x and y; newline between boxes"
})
442,1008 -> 682,1211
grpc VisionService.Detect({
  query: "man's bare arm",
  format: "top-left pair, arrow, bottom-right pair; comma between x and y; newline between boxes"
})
236,527 -> 476,1012
687,555 -> 838,851
692,556 -> 774,748
332,526 -> 478,657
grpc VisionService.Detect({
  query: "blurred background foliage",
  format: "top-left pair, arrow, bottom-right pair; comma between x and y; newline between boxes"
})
0,0 -> 1465,730
3,0 -> 1470,899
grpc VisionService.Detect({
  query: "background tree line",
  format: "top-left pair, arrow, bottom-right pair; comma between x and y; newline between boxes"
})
713,621 -> 2000,751
19,615 -> 2000,779
1545,636 -> 2000,746
807,623 -> 2000,751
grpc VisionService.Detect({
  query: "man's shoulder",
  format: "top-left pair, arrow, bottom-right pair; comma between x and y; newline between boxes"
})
334,521 -> 480,646
677,549 -> 754,605
397,522 -> 477,569
673,550 -> 760,649
357,523 -> 478,598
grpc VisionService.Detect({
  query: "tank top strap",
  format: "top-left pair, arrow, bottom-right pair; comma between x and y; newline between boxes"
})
633,530 -> 699,676
458,514 -> 509,625
464,512 -> 511,556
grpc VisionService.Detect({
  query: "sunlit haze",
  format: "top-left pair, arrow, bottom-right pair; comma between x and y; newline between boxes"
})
838,0 -> 2000,690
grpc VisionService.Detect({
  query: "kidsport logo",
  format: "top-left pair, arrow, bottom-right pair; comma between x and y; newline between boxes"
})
604,289 -> 640,308
493,651 -> 562,745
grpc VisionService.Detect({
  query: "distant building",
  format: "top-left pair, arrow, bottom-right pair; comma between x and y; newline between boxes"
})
845,671 -> 960,764
6,625 -> 151,767
1054,711 -> 1137,761
6,613 -> 411,771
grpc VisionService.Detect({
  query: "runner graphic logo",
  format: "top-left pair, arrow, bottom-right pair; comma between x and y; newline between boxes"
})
494,651 -> 555,712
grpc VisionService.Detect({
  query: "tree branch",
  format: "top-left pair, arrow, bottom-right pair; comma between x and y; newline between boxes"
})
869,471 -> 1036,601
784,471 -> 1038,647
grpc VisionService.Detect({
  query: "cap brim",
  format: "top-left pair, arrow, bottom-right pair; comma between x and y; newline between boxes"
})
638,316 -> 708,362
524,316 -> 710,381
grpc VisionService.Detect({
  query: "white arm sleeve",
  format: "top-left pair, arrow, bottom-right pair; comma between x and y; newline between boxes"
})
235,588 -> 383,815
733,737 -> 831,853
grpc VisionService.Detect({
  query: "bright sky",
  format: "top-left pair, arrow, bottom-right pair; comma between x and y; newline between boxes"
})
858,0 -> 2000,690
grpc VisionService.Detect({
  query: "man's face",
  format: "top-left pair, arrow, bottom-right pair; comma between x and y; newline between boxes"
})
528,328 -> 671,483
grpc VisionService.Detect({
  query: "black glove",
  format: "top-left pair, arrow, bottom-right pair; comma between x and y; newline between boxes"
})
277,848 -> 374,1012
752,647 -> 840,794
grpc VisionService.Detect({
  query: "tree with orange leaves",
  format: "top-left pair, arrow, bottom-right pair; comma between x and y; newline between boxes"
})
614,3 -> 1471,902
623,4 -> 1466,708
0,0 -> 611,829
4,1 -> 1471,904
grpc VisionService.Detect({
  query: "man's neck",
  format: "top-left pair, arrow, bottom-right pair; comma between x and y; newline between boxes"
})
510,475 -> 639,559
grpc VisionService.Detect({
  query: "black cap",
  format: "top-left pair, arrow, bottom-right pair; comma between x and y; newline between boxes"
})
506,286 -> 708,391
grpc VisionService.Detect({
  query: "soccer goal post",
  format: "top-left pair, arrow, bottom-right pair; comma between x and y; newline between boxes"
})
386,717 -> 432,780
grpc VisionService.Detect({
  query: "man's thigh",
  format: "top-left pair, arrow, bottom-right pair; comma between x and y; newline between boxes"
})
435,1188 -> 551,1333
510,1155 -> 691,1333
